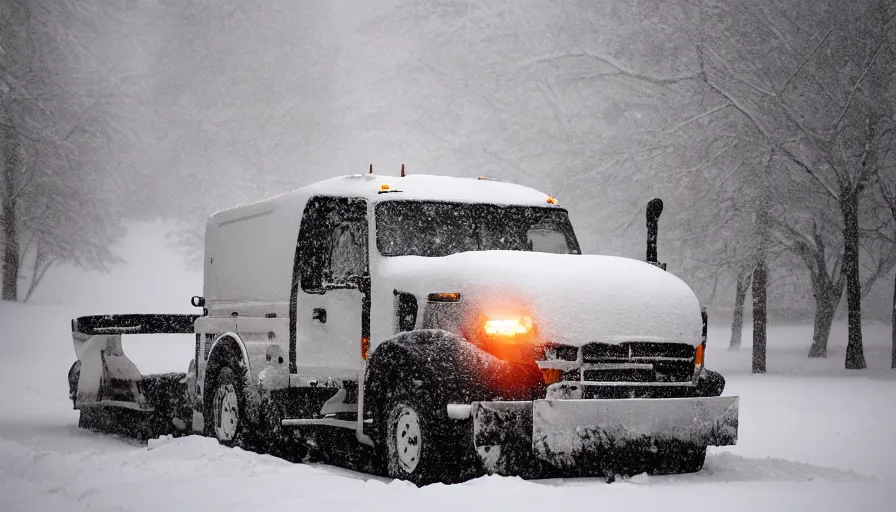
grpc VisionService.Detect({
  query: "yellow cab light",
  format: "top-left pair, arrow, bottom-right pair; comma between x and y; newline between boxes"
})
484,316 -> 534,337
546,196 -> 558,205
361,336 -> 370,360
695,343 -> 705,367
427,292 -> 461,303
380,183 -> 391,192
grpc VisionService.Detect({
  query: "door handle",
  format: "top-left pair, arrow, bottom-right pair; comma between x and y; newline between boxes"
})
312,308 -> 327,323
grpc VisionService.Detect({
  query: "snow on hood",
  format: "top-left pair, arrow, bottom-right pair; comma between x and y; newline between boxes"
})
380,251 -> 702,346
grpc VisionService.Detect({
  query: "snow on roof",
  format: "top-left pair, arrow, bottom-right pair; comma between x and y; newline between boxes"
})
213,173 -> 561,220
307,173 -> 559,206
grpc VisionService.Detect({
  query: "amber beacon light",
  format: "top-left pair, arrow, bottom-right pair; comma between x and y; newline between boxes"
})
484,316 -> 534,337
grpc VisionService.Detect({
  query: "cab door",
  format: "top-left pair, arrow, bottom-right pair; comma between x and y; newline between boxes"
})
291,196 -> 369,379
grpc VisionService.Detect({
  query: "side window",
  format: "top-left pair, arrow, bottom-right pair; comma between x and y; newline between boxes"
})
327,220 -> 367,285
297,196 -> 368,293
527,224 -> 573,254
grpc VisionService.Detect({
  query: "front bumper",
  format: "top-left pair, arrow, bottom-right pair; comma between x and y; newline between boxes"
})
471,395 -> 739,476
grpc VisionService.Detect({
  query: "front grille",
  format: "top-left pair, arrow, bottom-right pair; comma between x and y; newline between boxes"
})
580,341 -> 695,383
537,343 -> 579,362
581,341 -> 695,361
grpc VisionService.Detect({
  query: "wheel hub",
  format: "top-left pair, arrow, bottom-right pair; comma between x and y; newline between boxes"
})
394,406 -> 422,473
214,383 -> 239,441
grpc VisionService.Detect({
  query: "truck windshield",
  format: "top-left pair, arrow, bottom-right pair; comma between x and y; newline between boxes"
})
375,200 -> 581,257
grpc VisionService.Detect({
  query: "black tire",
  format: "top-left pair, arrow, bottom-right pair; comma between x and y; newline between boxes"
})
382,392 -> 467,486
695,369 -> 726,397
206,366 -> 250,448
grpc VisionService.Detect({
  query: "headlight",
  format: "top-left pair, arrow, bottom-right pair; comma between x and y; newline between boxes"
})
483,316 -> 534,337
467,314 -> 539,362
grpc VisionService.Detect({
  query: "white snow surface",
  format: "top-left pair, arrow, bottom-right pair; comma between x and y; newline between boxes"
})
2,224 -> 896,511
383,251 -> 703,345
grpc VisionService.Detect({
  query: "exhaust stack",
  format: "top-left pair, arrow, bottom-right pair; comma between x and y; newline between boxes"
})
646,198 -> 666,270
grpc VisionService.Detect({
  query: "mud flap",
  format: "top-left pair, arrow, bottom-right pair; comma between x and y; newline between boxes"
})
472,396 -> 738,476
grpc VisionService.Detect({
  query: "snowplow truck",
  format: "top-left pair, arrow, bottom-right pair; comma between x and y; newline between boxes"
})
67,173 -> 738,484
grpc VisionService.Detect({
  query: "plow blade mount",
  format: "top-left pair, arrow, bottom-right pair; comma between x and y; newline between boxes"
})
472,396 -> 739,477
69,314 -> 199,440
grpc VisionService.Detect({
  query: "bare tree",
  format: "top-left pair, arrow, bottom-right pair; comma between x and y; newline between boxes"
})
0,125 -> 22,301
686,0 -> 896,368
0,0 -> 139,301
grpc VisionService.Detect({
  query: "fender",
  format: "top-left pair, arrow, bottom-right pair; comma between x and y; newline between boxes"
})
362,329 -> 545,443
206,331 -> 250,374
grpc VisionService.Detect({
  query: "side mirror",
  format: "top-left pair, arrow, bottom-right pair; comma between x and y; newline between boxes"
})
191,296 -> 205,308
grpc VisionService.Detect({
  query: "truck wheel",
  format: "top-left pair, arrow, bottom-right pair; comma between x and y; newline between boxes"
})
209,366 -> 246,447
383,394 -> 457,485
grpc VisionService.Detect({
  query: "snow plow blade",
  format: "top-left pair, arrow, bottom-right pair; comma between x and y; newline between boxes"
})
472,396 -> 739,477
68,314 -> 199,440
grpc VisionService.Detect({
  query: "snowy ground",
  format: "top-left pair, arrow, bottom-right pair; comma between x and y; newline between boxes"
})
2,222 -> 895,511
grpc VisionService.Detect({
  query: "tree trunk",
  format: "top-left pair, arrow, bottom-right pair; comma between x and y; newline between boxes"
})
808,295 -> 836,358
729,267 -> 752,351
1,125 -> 20,302
752,257 -> 767,373
751,152 -> 773,374
841,192 -> 866,369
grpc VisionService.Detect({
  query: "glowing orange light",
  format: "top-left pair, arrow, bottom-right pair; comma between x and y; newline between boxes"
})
380,183 -> 391,191
427,292 -> 461,303
361,336 -> 370,360
695,343 -> 705,367
484,316 -> 534,336
546,196 -> 558,205
541,368 -> 563,385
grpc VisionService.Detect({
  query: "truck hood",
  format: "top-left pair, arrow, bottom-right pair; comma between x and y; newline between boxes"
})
379,251 -> 702,347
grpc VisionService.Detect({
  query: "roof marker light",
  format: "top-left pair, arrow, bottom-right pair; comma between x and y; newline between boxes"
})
380,183 -> 391,192
546,196 -> 559,205
401,164 -> 406,177
427,292 -> 461,303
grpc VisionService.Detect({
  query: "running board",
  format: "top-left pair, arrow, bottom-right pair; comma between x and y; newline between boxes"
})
281,418 -> 356,429
77,400 -> 154,412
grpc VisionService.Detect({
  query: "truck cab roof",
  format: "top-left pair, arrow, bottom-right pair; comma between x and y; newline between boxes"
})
209,173 -> 561,222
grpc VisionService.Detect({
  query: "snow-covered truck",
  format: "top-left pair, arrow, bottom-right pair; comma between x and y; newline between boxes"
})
67,172 -> 739,484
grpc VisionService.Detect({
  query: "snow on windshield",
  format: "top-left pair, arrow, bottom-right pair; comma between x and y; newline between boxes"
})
375,201 -> 581,257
